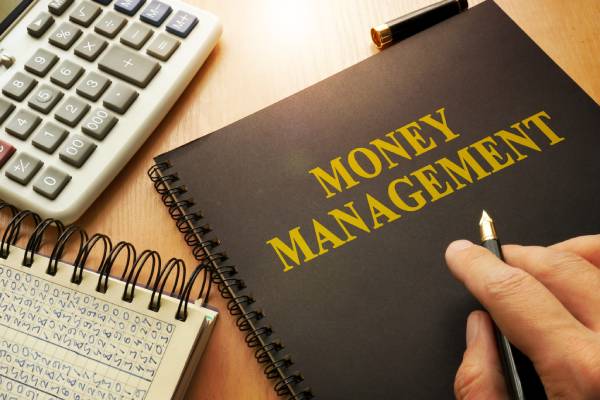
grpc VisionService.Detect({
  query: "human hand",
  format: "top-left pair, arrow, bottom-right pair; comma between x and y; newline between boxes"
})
445,235 -> 600,399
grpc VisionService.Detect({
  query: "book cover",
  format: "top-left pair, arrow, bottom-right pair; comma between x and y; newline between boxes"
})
154,1 -> 600,397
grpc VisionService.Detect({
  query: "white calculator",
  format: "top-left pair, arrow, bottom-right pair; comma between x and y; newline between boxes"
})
0,0 -> 221,223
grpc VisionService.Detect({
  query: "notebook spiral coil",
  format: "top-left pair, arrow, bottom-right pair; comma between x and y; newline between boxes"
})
0,201 -> 212,322
149,162 -> 314,400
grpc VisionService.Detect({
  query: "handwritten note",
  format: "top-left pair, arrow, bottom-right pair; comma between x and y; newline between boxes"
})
0,263 -> 175,400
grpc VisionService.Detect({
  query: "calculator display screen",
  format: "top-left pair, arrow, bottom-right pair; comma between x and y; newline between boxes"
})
0,0 -> 34,36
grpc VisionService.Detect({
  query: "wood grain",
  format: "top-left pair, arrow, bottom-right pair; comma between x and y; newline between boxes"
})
3,1 -> 598,399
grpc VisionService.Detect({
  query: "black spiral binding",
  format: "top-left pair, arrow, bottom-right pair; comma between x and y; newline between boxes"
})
148,162 -> 314,400
0,201 -> 212,321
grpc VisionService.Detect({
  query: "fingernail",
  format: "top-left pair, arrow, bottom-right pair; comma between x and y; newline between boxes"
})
466,312 -> 480,346
447,240 -> 474,254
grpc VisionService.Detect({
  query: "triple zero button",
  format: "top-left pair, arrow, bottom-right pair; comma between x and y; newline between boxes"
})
99,45 -> 160,88
82,108 -> 118,140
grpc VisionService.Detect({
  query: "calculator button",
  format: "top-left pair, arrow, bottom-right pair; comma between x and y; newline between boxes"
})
99,45 -> 160,88
147,33 -> 179,61
74,33 -> 108,61
49,0 -> 75,16
115,0 -> 146,16
2,72 -> 37,102
59,134 -> 96,167
50,60 -> 85,89
27,12 -> 55,38
93,0 -> 112,4
69,1 -> 102,27
140,1 -> 171,26
82,108 -> 118,139
0,141 -> 16,169
28,84 -> 64,114
32,122 -> 69,154
103,82 -> 137,114
6,110 -> 42,140
49,22 -> 83,50
55,97 -> 90,127
33,167 -> 71,200
76,72 -> 111,101
120,22 -> 152,50
166,11 -> 198,38
25,49 -> 59,77
0,99 -> 15,124
5,153 -> 43,185
95,11 -> 127,38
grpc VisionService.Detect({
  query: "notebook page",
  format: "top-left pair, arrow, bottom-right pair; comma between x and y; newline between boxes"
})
0,245 -> 217,400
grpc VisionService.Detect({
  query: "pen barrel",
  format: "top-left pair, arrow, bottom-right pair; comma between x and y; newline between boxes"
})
494,325 -> 525,400
482,238 -> 526,400
482,238 -> 504,260
387,0 -> 466,42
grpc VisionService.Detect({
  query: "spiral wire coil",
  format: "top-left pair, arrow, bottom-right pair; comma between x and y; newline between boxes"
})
148,162 -> 314,399
0,202 -> 211,321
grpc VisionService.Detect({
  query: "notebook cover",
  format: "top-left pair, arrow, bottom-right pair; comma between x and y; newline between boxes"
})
154,1 -> 600,398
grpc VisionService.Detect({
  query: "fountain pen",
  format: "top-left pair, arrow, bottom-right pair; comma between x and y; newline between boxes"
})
479,210 -> 525,400
371,0 -> 469,49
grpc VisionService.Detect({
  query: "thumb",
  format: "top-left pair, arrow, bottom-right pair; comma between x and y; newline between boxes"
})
455,311 -> 508,400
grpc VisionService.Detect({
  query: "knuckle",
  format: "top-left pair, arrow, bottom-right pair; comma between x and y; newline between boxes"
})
454,362 -> 485,400
535,250 -> 586,282
522,245 -> 547,265
545,251 -> 584,271
484,269 -> 533,301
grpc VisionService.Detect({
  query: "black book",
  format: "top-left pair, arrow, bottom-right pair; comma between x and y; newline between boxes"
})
149,1 -> 600,398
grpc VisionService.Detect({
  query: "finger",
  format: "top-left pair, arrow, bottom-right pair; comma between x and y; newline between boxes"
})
503,244 -> 600,331
445,240 -> 587,363
549,234 -> 600,267
455,311 -> 508,400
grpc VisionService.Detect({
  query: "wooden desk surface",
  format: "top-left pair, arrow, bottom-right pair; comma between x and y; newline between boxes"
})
71,0 -> 600,399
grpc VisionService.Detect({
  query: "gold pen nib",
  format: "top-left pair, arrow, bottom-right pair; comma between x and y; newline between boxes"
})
479,210 -> 497,241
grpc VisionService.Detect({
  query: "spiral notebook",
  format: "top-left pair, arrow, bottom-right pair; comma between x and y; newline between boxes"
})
149,1 -> 600,399
0,204 -> 217,400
